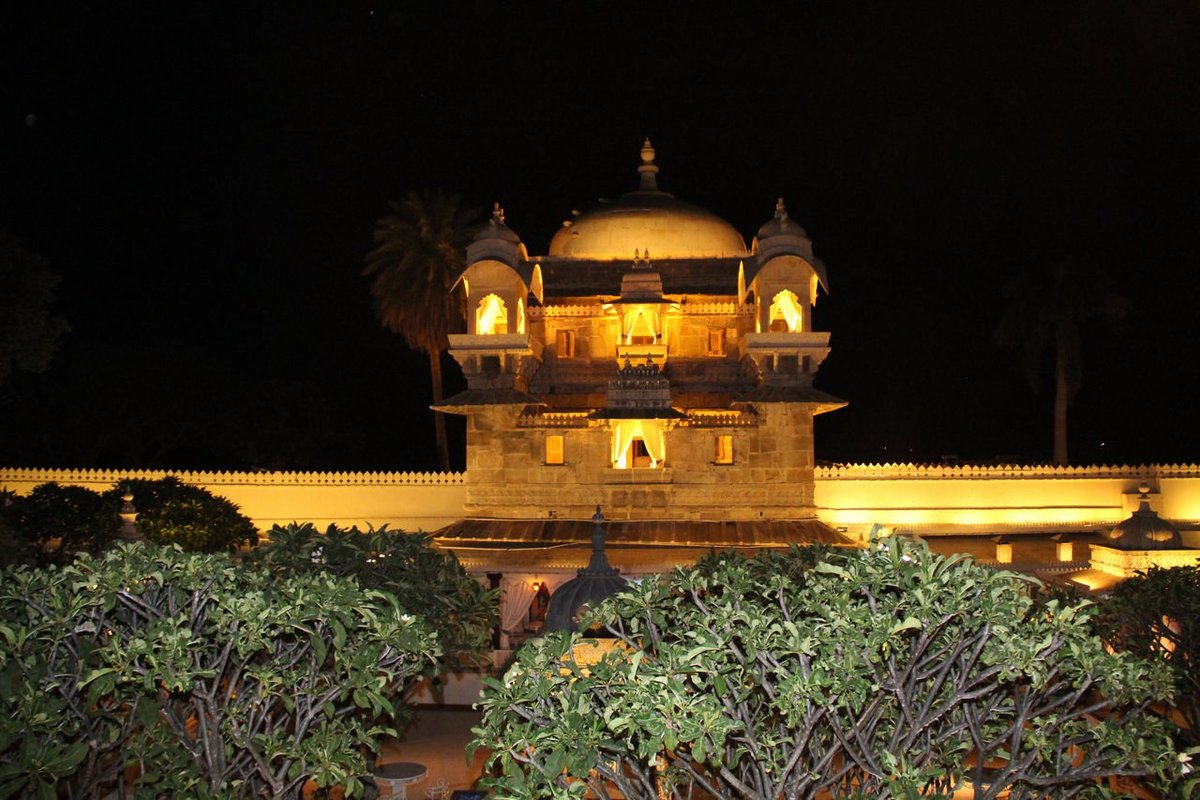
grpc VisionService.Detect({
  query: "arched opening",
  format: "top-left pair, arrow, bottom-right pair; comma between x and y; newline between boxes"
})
768,289 -> 803,332
516,297 -> 526,334
476,293 -> 508,335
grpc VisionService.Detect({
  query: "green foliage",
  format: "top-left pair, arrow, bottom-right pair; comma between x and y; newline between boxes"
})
0,482 -> 119,567
1098,565 -> 1200,748
249,522 -> 498,667
474,538 -> 1182,799
104,476 -> 258,552
0,543 -> 439,799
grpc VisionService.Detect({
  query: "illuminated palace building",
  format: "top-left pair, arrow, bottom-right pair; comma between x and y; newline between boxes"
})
436,140 -> 845,566
428,140 -> 1199,636
4,141 -> 1200,644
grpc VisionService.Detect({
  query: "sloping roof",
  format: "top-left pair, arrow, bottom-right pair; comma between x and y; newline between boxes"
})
433,389 -> 544,412
434,517 -> 850,548
735,385 -> 848,412
532,258 -> 743,298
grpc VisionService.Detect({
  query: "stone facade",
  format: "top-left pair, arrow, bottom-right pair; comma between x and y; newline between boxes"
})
437,142 -> 843,547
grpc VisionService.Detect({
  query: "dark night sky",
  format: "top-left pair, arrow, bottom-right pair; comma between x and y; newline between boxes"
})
3,1 -> 1199,471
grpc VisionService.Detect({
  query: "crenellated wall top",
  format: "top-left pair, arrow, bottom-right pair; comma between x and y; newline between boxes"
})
0,468 -> 466,487
815,463 -> 1200,480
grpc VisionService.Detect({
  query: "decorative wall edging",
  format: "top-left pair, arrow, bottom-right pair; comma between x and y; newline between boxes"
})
815,463 -> 1200,480
0,468 -> 466,487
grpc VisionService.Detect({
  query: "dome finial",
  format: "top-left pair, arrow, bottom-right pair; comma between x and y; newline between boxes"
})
491,201 -> 506,225
775,197 -> 788,222
637,137 -> 659,192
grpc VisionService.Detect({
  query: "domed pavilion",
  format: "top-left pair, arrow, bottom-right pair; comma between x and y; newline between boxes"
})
433,140 -> 847,622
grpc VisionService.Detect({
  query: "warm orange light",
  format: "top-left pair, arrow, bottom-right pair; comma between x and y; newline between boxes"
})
1057,540 -> 1074,562
769,289 -> 803,332
994,539 -> 1013,564
622,305 -> 659,345
477,293 -> 508,334
612,420 -> 666,469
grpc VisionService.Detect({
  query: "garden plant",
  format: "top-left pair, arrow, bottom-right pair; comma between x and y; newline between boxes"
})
474,537 -> 1184,799
248,521 -> 498,666
0,542 -> 439,799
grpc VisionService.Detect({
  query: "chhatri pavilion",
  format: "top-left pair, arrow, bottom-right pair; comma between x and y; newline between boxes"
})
434,140 -> 845,574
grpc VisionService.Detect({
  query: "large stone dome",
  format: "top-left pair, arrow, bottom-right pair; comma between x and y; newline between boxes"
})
548,140 -> 748,261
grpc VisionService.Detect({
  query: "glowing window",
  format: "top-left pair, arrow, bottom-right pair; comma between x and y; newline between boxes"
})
715,434 -> 734,464
768,290 -> 803,333
476,294 -> 508,335
612,419 -> 665,469
556,330 -> 575,358
623,307 -> 658,345
545,435 -> 564,465
707,329 -> 726,356
517,297 -> 526,334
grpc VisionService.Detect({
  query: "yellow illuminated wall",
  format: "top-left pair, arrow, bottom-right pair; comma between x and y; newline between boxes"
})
4,464 -> 1199,544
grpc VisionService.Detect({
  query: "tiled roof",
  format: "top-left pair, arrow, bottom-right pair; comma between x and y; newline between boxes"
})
435,517 -> 850,548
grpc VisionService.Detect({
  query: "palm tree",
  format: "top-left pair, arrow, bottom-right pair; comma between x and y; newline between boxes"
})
995,255 -> 1131,466
363,191 -> 481,471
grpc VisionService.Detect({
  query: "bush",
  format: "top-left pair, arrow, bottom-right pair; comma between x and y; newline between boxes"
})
1098,565 -> 1200,748
473,537 -> 1183,799
104,476 -> 258,552
0,482 -> 119,566
0,543 -> 438,798
249,522 -> 498,667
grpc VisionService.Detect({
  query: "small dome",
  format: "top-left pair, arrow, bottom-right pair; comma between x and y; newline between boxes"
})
467,202 -> 525,268
1107,487 -> 1182,550
756,197 -> 809,241
548,140 -> 747,260
473,202 -> 521,245
545,508 -> 628,632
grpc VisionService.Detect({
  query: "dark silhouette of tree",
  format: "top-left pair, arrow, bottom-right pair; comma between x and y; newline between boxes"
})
995,256 -> 1130,465
363,191 -> 480,470
0,228 -> 69,388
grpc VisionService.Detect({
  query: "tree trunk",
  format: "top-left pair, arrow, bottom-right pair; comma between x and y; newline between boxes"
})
1053,329 -> 1069,466
429,351 -> 451,471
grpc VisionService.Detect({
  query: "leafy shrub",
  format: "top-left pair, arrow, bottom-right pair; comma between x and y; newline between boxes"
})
0,543 -> 438,799
1098,565 -> 1200,748
473,537 -> 1183,799
0,482 -> 119,566
249,522 -> 498,666
104,476 -> 258,552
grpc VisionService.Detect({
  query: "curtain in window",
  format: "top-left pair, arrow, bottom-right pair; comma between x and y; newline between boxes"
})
477,293 -> 507,334
499,577 -> 538,635
641,420 -> 665,464
769,290 -> 803,332
611,421 -> 636,468
622,306 -> 658,343
611,419 -> 666,467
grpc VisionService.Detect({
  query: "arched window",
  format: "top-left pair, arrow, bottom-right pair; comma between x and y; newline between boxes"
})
768,289 -> 803,332
476,293 -> 508,335
517,297 -> 526,334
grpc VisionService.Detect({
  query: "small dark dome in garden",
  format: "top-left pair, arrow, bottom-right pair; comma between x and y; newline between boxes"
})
545,507 -> 628,632
1106,485 -> 1182,550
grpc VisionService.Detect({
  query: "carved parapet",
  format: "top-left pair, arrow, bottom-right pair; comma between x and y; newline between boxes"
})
740,331 -> 831,383
1089,544 -> 1200,578
448,332 -> 543,391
